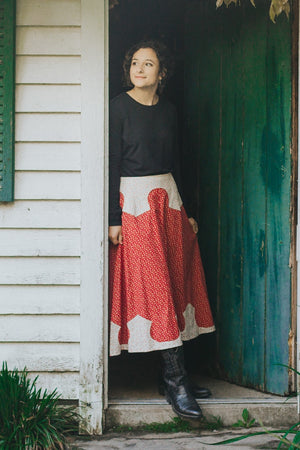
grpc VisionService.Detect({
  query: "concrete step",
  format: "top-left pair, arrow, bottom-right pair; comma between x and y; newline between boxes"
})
106,397 -> 298,428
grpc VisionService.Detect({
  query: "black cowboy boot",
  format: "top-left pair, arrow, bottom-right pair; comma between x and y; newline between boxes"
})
160,346 -> 203,420
158,373 -> 211,399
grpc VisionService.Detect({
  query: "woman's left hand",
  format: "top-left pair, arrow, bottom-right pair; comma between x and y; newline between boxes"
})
188,217 -> 198,234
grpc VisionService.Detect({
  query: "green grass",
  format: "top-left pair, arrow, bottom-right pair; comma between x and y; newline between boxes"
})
109,414 -> 224,434
109,417 -> 192,433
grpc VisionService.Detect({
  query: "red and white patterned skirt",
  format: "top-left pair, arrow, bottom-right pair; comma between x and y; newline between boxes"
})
109,173 -> 215,356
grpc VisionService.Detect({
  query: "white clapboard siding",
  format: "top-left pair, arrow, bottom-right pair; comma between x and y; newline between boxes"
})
16,56 -> 81,84
0,315 -> 80,342
0,285 -> 80,314
17,0 -> 81,26
0,229 -> 80,256
15,113 -> 81,142
16,86 -> 81,113
29,373 -> 80,400
3,343 -> 79,371
17,27 -> 81,56
15,172 -> 81,200
0,257 -> 80,285
1,0 -> 83,402
0,201 -> 81,228
15,143 -> 81,171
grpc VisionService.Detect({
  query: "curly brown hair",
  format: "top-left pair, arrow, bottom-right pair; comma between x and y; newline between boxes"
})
122,40 -> 174,94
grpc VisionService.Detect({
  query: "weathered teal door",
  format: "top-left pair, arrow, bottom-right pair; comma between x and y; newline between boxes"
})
183,0 -> 293,394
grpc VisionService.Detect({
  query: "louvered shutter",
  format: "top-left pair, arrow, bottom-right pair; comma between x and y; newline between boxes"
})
0,0 -> 15,202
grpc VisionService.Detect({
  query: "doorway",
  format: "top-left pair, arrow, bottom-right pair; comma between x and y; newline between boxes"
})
108,0 -> 295,400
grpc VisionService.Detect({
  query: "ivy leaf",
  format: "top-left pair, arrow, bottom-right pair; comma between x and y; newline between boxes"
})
215,0 -> 290,22
248,418 -> 256,427
283,2 -> 290,19
242,408 -> 249,422
269,0 -> 290,22
269,4 -> 276,22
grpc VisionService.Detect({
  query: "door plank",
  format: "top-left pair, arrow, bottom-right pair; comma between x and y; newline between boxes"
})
242,1 -> 267,390
264,12 -> 291,394
218,5 -> 244,383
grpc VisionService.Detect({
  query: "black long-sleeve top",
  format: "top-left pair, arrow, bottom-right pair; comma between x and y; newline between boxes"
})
109,92 -> 189,226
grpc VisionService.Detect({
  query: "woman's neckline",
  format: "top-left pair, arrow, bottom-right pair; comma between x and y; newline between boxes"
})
125,91 -> 160,108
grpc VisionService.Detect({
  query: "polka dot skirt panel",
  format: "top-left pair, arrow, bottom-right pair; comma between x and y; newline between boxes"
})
109,173 -> 215,356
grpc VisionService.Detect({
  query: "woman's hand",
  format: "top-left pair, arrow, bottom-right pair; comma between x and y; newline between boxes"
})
109,226 -> 123,245
188,217 -> 198,234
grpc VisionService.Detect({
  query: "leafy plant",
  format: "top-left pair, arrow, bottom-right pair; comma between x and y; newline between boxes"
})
0,362 -> 81,449
216,0 -> 290,23
232,408 -> 256,428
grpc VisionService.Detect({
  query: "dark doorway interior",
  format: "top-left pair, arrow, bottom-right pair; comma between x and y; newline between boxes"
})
109,0 -> 294,398
109,0 -> 216,400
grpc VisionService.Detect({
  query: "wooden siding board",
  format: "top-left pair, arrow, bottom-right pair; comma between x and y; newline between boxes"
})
0,315 -> 80,342
29,372 -> 79,400
15,143 -> 81,171
2,343 -> 79,371
15,85 -> 81,112
15,171 -> 80,200
16,26 -> 81,55
0,200 -> 81,228
0,257 -> 80,284
16,56 -> 80,84
15,113 -> 81,142
0,229 -> 80,256
14,172 -> 80,200
16,0 -> 81,26
0,285 -> 80,314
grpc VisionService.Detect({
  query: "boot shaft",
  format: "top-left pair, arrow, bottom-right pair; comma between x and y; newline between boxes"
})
160,346 -> 187,383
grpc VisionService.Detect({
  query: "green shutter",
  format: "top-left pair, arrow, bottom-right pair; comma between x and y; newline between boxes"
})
0,0 -> 15,202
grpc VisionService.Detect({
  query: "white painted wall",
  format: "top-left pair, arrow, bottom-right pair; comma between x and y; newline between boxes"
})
0,0 -> 81,399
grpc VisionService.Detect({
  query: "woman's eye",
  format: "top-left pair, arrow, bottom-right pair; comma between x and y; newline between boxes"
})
146,63 -> 153,67
131,61 -> 137,66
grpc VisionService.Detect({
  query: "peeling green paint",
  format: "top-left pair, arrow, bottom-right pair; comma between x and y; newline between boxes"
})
184,0 -> 291,394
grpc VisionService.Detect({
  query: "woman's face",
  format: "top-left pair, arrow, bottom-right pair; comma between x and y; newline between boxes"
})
129,47 -> 162,90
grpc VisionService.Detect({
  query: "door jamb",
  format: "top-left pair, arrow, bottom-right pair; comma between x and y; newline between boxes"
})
79,0 -> 109,434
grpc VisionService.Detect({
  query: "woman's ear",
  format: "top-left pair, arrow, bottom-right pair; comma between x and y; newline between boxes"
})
159,69 -> 167,81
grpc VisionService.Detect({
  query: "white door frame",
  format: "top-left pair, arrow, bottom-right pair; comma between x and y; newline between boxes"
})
79,0 -> 109,434
78,0 -> 300,430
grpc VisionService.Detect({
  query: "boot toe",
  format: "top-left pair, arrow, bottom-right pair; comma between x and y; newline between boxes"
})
173,402 -> 203,420
192,385 -> 212,399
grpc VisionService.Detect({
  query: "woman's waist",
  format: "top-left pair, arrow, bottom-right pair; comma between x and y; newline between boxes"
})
120,172 -> 182,215
120,171 -> 172,181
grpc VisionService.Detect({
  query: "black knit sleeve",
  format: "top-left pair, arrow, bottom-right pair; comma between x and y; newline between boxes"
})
109,100 -> 123,226
172,108 -> 192,218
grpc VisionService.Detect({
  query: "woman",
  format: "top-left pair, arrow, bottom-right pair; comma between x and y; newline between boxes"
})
109,40 -> 215,420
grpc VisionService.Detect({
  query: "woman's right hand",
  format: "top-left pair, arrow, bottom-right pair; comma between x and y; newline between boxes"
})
109,226 -> 123,245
